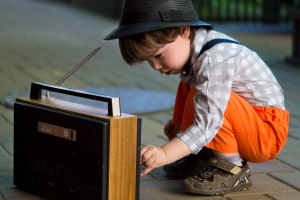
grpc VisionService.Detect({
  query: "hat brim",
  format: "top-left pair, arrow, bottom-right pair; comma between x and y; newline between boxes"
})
104,21 -> 213,40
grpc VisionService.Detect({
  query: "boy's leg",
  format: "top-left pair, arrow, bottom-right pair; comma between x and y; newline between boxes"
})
181,91 -> 289,195
205,91 -> 289,162
166,81 -> 289,179
172,80 -> 193,127
174,81 -> 289,162
164,81 -> 213,178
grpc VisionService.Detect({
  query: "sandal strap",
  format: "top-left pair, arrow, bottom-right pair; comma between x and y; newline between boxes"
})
208,158 -> 241,175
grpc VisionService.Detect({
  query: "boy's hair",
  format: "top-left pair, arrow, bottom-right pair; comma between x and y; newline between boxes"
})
119,26 -> 198,66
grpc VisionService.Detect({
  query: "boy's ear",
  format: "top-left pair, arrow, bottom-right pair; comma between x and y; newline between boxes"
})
180,26 -> 191,39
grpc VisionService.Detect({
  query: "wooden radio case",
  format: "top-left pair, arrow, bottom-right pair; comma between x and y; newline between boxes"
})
14,82 -> 141,200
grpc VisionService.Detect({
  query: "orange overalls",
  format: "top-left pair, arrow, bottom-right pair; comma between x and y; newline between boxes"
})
173,80 -> 290,163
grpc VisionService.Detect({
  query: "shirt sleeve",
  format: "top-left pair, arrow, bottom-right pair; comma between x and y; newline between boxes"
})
178,45 -> 242,154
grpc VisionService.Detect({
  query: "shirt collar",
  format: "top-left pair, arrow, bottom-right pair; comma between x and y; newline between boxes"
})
181,27 -> 207,77
190,27 -> 207,64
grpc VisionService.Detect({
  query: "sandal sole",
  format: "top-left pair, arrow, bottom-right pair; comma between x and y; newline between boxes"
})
182,181 -> 252,196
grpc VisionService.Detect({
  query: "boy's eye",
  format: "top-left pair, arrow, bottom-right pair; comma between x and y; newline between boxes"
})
155,53 -> 162,58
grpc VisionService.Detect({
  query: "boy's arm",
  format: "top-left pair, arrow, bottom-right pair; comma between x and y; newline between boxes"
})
140,138 -> 191,176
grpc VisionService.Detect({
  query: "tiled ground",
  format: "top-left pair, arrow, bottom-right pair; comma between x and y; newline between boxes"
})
1,0 -> 300,199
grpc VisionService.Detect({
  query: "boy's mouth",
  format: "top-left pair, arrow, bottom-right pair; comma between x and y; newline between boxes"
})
164,70 -> 173,75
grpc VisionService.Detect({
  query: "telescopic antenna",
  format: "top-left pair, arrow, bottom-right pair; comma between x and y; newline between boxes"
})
46,46 -> 101,97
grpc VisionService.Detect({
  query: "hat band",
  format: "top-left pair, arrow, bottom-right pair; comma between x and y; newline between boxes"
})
119,10 -> 199,26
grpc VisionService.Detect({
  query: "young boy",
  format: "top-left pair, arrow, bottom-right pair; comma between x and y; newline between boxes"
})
105,0 -> 289,195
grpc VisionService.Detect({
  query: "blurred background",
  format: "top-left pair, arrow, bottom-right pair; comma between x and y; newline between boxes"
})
1,0 -> 299,110
48,0 -> 299,23
1,1 -> 300,199
42,0 -> 300,66
0,0 -> 299,113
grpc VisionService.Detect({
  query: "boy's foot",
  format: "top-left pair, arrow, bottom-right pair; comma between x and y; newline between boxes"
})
163,147 -> 213,178
181,157 -> 252,195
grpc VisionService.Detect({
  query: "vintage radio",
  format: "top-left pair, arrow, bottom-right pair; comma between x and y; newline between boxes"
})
14,82 -> 141,200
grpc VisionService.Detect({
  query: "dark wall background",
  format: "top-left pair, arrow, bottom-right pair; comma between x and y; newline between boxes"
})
51,0 -> 123,19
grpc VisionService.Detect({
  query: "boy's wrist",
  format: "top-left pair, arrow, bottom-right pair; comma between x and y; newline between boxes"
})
161,138 -> 191,164
158,147 -> 168,166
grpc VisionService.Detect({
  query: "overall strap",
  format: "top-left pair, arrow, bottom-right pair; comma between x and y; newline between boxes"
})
198,39 -> 243,57
183,39 -> 244,75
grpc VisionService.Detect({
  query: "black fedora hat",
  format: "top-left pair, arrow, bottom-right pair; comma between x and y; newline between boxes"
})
104,0 -> 213,40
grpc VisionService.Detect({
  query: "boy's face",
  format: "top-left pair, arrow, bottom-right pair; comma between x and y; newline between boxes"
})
146,27 -> 191,75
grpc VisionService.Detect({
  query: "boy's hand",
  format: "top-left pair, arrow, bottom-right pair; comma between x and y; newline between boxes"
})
140,145 -> 167,176
164,119 -> 181,141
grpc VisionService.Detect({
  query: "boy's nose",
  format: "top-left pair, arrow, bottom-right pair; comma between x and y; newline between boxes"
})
151,62 -> 162,71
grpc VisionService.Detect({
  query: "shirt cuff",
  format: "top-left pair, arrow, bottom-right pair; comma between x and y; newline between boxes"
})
177,124 -> 204,154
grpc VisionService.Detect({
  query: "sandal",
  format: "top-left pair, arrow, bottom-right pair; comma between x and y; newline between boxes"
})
181,157 -> 252,195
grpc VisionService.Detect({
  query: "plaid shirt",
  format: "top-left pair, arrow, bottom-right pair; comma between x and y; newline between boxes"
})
178,28 -> 285,154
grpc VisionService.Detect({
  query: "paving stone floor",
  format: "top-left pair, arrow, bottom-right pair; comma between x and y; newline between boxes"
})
1,0 -> 300,199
